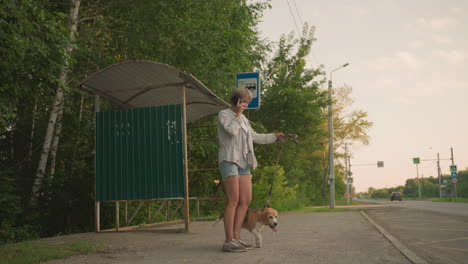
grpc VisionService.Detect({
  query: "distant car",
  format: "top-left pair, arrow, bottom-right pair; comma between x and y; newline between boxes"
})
390,192 -> 402,201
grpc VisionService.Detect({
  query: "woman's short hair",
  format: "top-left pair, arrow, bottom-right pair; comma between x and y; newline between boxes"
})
229,87 -> 252,106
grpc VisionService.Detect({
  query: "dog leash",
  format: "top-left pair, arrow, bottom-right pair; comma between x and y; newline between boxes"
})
264,133 -> 300,208
214,133 -> 300,206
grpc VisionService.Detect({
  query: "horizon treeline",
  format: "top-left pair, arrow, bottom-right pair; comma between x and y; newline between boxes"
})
361,170 -> 467,199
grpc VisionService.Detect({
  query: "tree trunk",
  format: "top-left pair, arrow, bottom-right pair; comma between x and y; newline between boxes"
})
49,105 -> 64,181
30,0 -> 81,206
27,99 -> 38,162
10,127 -> 14,161
78,93 -> 84,122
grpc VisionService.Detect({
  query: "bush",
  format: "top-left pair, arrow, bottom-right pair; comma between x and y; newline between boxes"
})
0,225 -> 40,245
251,165 -> 298,211
0,174 -> 41,244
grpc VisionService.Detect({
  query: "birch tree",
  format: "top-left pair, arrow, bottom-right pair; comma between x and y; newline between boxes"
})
30,0 -> 81,205
48,107 -> 63,180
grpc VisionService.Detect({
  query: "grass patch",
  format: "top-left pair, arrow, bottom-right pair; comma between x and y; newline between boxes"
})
432,197 -> 468,203
335,199 -> 361,206
0,239 -> 102,264
293,207 -> 350,213
192,214 -> 219,221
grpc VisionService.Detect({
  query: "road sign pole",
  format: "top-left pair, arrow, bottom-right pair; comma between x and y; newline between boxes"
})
416,164 -> 421,199
450,147 -> 457,201
454,182 -> 457,201
437,153 -> 441,199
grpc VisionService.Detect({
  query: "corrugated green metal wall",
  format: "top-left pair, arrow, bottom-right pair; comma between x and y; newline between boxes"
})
96,105 -> 185,202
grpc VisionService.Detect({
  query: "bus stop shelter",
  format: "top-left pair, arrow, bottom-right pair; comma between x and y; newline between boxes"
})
77,60 -> 229,232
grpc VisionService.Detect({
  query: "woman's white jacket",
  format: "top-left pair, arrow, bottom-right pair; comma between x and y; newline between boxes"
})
217,108 -> 277,169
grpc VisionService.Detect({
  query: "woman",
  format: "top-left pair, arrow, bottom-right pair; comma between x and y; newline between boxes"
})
217,87 -> 284,252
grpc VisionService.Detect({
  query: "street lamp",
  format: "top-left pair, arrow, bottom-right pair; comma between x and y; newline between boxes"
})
328,63 -> 349,209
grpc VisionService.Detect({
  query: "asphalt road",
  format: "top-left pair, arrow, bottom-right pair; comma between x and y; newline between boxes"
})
357,199 -> 468,217
360,199 -> 468,263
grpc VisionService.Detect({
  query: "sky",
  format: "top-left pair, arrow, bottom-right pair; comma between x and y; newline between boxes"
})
255,0 -> 468,192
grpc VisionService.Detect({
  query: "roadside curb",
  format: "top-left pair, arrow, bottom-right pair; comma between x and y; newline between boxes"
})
360,211 -> 428,264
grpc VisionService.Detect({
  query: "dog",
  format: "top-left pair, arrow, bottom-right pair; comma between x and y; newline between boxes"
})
213,207 -> 278,248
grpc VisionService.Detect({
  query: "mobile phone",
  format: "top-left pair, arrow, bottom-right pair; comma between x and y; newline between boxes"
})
231,95 -> 240,106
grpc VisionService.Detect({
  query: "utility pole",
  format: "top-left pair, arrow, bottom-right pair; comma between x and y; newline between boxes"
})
437,153 -> 441,199
347,155 -> 352,205
451,147 -> 454,164
344,144 -> 349,205
328,63 -> 349,209
451,147 -> 457,201
328,77 -> 335,209
417,153 -> 453,200
416,164 -> 421,199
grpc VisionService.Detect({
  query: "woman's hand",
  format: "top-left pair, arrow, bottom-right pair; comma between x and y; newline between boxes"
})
232,101 -> 244,117
275,133 -> 286,142
230,96 -> 250,117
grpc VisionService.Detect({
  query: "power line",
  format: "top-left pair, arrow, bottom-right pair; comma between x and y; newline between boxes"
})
286,0 -> 302,36
285,1 -> 321,68
307,26 -> 321,69
292,0 -> 304,25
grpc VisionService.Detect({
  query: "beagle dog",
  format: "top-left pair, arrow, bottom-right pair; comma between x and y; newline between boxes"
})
213,207 -> 279,248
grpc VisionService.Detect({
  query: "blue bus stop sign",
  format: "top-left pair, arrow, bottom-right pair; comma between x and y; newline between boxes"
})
236,72 -> 260,109
450,165 -> 457,172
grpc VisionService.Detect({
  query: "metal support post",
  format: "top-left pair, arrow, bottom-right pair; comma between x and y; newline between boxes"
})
182,86 -> 190,231
416,164 -> 421,199
95,202 -> 100,232
125,201 -> 128,225
348,156 -> 352,203
94,94 -> 100,232
345,144 -> 349,205
437,153 -> 441,199
328,63 -> 349,209
115,201 -> 120,231
328,79 -> 335,209
451,147 -> 457,201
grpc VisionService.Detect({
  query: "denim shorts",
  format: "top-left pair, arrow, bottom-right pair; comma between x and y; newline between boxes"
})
219,161 -> 251,179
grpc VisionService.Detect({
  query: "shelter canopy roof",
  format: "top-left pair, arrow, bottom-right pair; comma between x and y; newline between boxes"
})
78,60 -> 229,123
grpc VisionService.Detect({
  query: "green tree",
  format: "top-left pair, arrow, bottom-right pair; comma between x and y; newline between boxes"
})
370,189 -> 389,199
252,25 -> 329,206
403,178 -> 417,198
457,170 -> 468,198
0,0 -> 272,241
333,85 -> 373,149
251,165 -> 298,211
0,0 -> 377,241
0,0 -> 70,242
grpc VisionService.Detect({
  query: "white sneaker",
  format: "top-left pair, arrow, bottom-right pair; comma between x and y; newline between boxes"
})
222,240 -> 246,252
236,239 -> 254,250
